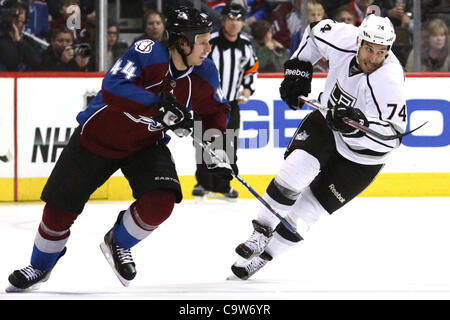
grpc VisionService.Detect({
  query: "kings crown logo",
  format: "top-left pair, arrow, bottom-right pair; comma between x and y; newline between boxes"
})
328,81 -> 357,109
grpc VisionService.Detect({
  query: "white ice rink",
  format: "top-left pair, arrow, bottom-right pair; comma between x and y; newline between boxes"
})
1,197 -> 450,300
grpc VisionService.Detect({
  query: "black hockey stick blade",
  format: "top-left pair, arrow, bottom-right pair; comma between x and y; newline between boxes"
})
298,96 -> 428,141
342,118 -> 428,141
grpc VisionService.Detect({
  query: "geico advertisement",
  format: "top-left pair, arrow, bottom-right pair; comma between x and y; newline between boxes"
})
12,76 -> 450,178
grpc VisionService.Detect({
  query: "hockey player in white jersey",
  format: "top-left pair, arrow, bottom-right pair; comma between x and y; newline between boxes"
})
230,14 -> 408,280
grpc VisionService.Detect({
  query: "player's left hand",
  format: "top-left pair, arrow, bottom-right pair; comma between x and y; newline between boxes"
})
155,92 -> 194,137
326,105 -> 368,137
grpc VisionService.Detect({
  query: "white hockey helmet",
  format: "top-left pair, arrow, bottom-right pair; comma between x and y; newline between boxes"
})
357,14 -> 396,50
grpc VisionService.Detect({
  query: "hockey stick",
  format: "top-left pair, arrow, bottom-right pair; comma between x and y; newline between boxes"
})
192,137 -> 301,237
298,96 -> 427,141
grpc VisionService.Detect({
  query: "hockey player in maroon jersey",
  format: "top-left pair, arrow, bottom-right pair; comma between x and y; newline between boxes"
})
230,13 -> 408,280
6,6 -> 237,292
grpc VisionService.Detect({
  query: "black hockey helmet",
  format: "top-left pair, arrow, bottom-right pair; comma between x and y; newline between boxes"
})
166,6 -> 213,48
221,3 -> 246,20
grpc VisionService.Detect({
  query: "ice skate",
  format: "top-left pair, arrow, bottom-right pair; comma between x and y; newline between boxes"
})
100,225 -> 136,287
230,251 -> 273,280
235,220 -> 273,260
6,247 -> 67,293
192,184 -> 207,202
206,187 -> 238,202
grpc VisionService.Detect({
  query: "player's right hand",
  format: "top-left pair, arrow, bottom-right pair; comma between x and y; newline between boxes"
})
326,105 -> 368,137
279,59 -> 313,110
154,92 -> 194,137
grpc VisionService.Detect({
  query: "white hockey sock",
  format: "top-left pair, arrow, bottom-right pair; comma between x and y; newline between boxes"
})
256,193 -> 293,230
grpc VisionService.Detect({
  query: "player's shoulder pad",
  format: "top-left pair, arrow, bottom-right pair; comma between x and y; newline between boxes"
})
130,39 -> 169,63
310,19 -> 358,38
193,58 -> 220,89
309,19 -> 358,53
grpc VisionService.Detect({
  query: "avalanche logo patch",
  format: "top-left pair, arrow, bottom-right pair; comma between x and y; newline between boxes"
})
135,39 -> 155,54
124,112 -> 164,132
328,80 -> 357,109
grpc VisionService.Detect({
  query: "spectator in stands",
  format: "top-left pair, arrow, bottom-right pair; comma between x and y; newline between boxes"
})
39,26 -> 92,71
245,0 -> 269,27
47,0 -> 95,23
422,0 -> 450,26
106,20 -> 128,68
271,0 -> 302,49
289,1 -> 329,74
289,0 -> 326,55
373,0 -> 412,28
25,0 -> 50,40
405,18 -> 449,72
333,5 -> 357,25
0,1 -> 41,71
50,0 -> 92,45
348,0 -> 374,26
134,9 -> 166,43
321,0 -> 353,19
251,19 -> 289,72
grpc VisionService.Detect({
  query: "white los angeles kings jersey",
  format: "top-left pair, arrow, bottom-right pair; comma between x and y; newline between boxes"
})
292,19 -> 407,165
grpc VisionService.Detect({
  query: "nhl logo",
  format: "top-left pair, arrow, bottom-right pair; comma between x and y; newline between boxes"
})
170,80 -> 176,88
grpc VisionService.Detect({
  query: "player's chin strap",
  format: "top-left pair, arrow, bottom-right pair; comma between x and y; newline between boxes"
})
192,136 -> 301,238
298,96 -> 428,141
175,40 -> 195,68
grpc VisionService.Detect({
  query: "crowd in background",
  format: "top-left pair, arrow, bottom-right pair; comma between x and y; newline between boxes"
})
0,0 -> 448,72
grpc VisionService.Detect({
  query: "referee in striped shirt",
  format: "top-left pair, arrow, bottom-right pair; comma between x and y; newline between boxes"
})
193,3 -> 259,200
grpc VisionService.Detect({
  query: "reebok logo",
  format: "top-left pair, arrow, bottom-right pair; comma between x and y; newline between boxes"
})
285,69 -> 310,78
329,184 -> 346,203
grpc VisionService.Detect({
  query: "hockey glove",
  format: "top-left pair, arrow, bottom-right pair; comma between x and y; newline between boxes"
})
326,105 -> 369,137
203,135 -> 238,191
154,92 -> 194,137
279,59 -> 313,110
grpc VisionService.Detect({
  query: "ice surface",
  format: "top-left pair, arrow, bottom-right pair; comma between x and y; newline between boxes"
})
1,197 -> 450,300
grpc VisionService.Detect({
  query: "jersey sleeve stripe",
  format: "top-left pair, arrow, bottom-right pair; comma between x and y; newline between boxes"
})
244,60 -> 259,75
313,36 -> 357,54
366,75 -> 383,121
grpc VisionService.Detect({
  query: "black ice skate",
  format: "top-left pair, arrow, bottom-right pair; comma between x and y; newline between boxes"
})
206,187 -> 238,201
100,215 -> 136,287
230,251 -> 273,280
192,184 -> 207,198
193,184 -> 238,202
6,247 -> 67,293
235,220 -> 273,260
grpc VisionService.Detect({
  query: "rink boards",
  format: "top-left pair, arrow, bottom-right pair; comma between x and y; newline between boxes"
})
0,72 -> 448,201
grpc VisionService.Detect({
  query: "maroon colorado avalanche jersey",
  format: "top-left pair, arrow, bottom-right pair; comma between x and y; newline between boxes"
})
77,39 -> 230,159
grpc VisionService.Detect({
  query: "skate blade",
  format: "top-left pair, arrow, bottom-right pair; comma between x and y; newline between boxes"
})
5,282 -> 42,293
193,195 -> 206,203
205,192 -> 237,202
99,242 -> 131,287
226,274 -> 243,281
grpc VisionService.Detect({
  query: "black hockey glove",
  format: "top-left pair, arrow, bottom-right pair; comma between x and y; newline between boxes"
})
326,105 -> 369,137
154,92 -> 194,137
203,134 -> 238,191
279,59 -> 313,110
